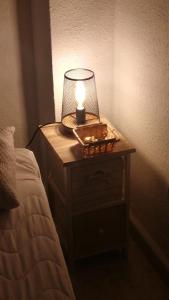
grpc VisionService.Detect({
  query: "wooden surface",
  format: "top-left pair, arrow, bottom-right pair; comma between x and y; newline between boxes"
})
40,119 -> 136,262
40,119 -> 135,166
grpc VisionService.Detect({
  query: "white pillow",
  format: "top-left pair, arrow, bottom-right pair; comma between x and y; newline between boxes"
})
0,127 -> 19,210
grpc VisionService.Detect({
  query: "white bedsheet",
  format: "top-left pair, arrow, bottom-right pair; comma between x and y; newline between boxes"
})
0,148 -> 75,300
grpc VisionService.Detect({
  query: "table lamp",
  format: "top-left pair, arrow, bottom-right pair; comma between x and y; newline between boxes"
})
61,68 -> 100,132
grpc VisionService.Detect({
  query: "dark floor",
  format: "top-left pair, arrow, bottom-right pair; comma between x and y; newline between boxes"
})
70,236 -> 169,300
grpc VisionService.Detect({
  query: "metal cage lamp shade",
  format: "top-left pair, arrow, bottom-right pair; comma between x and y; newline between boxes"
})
61,68 -> 100,131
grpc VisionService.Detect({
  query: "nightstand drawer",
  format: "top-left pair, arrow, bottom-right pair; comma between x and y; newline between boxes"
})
73,204 -> 126,258
71,157 -> 123,199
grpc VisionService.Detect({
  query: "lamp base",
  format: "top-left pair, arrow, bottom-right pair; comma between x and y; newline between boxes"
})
61,113 -> 100,134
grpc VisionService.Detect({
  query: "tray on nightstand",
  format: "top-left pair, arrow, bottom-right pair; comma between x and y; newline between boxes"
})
73,123 -> 120,158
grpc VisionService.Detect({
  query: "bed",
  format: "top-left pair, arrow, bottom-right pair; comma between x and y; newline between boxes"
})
0,146 -> 76,300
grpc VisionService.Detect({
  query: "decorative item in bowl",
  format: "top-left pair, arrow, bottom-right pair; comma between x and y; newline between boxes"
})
73,123 -> 120,158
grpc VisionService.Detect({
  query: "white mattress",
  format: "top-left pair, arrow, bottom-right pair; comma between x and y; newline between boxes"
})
0,148 -> 75,300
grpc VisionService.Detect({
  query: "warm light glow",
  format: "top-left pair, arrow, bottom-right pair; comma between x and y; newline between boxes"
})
75,81 -> 85,110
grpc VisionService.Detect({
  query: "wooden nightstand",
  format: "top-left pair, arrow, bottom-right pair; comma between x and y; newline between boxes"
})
40,120 -> 135,263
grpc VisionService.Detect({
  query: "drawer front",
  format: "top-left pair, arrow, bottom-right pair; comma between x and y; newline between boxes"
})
73,204 -> 126,258
71,157 -> 124,203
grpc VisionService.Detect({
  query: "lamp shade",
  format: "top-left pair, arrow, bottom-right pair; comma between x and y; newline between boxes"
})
61,68 -> 100,130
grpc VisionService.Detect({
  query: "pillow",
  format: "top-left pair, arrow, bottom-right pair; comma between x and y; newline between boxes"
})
0,127 -> 19,210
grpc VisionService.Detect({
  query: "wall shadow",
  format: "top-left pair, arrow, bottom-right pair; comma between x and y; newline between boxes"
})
16,0 -> 55,141
16,0 -> 38,140
16,0 -> 55,176
130,150 -> 169,260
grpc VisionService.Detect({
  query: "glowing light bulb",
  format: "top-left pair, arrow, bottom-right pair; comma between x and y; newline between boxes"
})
75,81 -> 86,124
75,81 -> 85,110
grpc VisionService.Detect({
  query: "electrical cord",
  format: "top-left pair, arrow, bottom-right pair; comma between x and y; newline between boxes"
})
25,121 -> 61,149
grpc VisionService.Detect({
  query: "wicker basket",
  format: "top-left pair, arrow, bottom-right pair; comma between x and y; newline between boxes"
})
73,123 -> 119,158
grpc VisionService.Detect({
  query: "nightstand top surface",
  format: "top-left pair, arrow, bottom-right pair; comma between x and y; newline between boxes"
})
40,119 -> 135,166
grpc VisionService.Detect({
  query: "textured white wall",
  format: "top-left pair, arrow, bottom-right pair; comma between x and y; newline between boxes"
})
49,0 -> 116,121
0,0 -> 28,146
50,0 -> 169,261
112,0 -> 169,259
113,1 -> 169,180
